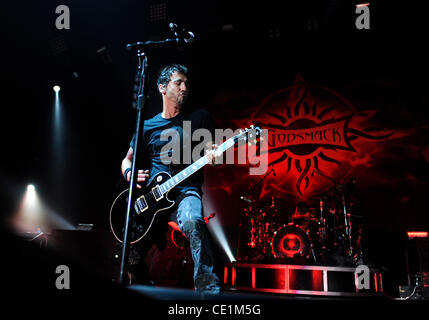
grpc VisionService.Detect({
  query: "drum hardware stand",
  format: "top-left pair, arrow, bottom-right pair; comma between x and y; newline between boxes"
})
236,221 -> 243,260
314,166 -> 356,258
318,197 -> 328,261
249,217 -> 256,249
237,167 -> 275,261
313,167 -> 341,252
342,194 -> 353,257
319,198 -> 325,235
310,246 -> 318,263
351,224 -> 364,264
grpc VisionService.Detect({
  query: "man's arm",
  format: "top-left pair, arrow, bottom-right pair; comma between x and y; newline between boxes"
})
121,147 -> 150,188
201,110 -> 221,166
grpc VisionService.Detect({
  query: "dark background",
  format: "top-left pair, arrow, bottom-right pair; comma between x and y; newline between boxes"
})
1,1 -> 428,270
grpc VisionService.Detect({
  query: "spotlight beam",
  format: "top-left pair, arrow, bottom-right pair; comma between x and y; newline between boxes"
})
11,184 -> 75,234
208,218 -> 236,262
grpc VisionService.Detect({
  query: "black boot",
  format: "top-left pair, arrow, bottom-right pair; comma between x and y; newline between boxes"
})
182,220 -> 222,294
127,244 -> 154,286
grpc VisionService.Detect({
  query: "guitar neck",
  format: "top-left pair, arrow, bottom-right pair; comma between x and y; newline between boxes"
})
159,136 -> 238,194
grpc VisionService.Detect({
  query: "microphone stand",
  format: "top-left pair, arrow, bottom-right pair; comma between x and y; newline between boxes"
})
118,37 -> 178,286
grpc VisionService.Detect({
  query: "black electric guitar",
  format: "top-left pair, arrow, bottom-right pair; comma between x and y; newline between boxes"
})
109,125 -> 261,244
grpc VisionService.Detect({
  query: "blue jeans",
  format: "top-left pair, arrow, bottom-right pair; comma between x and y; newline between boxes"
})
175,190 -> 221,293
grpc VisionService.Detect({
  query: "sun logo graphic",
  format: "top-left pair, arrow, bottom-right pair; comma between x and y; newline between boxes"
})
248,74 -> 394,198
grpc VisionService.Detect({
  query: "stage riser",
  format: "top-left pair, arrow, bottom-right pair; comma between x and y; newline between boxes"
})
224,263 -> 382,296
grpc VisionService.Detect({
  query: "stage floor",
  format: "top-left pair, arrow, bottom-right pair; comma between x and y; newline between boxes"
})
125,284 -> 428,318
128,284 -> 387,301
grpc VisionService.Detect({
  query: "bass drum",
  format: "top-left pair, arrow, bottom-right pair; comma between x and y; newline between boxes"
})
271,224 -> 313,259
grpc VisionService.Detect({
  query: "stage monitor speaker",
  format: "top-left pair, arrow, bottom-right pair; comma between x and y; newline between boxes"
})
362,228 -> 409,297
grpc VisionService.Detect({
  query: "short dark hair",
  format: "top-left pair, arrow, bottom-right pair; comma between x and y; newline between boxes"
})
296,201 -> 308,213
156,64 -> 189,88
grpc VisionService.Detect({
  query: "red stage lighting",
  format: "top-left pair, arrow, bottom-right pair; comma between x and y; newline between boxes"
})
407,231 -> 428,239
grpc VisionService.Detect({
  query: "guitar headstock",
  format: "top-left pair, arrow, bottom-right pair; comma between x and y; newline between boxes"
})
237,125 -> 263,146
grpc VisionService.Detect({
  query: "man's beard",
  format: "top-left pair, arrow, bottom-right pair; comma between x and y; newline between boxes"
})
178,96 -> 188,109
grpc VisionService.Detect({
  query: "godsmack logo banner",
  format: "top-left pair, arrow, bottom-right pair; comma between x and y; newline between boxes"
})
231,74 -> 398,199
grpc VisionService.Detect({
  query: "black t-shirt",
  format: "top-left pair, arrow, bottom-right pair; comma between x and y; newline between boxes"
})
130,109 -> 215,195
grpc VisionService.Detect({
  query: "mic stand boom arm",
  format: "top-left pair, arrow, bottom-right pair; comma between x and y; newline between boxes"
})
126,38 -> 179,51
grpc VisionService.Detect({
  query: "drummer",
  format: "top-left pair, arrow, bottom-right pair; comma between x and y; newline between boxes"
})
292,202 -> 310,220
291,202 -> 312,230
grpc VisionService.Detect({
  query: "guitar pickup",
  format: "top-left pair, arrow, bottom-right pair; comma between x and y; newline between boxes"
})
152,185 -> 163,201
134,196 -> 148,214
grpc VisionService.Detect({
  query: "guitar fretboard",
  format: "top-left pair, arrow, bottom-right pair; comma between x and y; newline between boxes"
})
158,135 -> 238,194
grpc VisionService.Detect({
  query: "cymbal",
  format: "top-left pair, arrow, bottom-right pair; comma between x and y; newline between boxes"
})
259,197 -> 287,202
307,196 -> 333,201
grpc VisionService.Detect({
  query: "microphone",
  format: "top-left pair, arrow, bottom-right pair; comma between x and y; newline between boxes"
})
240,196 -> 253,204
169,22 -> 195,43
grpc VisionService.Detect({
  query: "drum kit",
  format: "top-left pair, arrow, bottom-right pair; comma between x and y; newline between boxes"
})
237,178 -> 365,266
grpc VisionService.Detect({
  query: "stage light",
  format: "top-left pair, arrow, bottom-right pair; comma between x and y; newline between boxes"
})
53,85 -> 61,92
54,87 -> 61,125
10,183 -> 75,234
11,183 -> 43,233
407,231 -> 428,239
26,184 -> 36,204
53,82 -> 64,168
